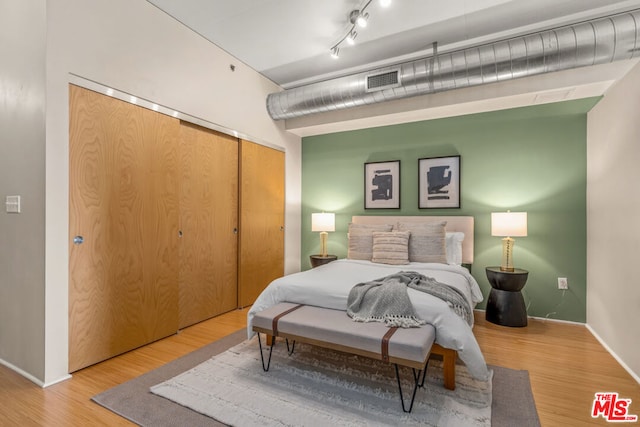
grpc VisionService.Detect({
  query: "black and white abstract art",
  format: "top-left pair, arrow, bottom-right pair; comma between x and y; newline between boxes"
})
419,156 -> 460,209
364,160 -> 400,209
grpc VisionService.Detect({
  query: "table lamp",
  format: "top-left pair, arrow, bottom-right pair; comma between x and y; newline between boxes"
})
311,213 -> 335,257
491,211 -> 527,272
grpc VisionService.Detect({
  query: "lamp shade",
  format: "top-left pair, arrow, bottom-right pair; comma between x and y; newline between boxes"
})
491,212 -> 527,237
311,213 -> 335,232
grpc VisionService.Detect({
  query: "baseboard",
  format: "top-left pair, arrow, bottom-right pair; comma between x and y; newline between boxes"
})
585,324 -> 640,385
527,315 -> 585,326
474,309 -> 586,326
42,373 -> 73,388
0,358 -> 72,388
0,358 -> 46,387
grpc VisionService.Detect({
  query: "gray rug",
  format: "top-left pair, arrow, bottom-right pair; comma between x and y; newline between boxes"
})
93,330 -> 540,426
152,339 -> 491,426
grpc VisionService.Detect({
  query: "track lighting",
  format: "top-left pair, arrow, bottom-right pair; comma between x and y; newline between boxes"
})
329,0 -> 391,58
350,10 -> 369,28
346,31 -> 357,45
357,13 -> 369,28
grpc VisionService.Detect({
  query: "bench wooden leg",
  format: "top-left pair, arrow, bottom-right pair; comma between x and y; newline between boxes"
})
431,344 -> 457,390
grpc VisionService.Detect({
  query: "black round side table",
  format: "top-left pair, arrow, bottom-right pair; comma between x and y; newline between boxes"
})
485,266 -> 529,327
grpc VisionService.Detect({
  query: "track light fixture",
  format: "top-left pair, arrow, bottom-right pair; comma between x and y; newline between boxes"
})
329,0 -> 391,59
346,30 -> 357,45
350,9 -> 369,28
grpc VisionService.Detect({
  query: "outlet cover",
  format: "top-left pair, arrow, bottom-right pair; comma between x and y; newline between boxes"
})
558,277 -> 568,290
5,195 -> 21,213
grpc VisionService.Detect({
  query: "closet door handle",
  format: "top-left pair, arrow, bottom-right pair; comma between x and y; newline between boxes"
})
73,235 -> 84,245
233,228 -> 238,234
280,226 -> 284,232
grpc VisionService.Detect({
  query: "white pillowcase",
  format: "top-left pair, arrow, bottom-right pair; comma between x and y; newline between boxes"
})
445,232 -> 465,265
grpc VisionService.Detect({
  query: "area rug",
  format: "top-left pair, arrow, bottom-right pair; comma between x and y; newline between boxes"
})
151,337 -> 490,426
93,329 -> 540,426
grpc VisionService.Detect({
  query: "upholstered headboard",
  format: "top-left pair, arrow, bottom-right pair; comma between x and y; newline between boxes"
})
351,216 -> 474,264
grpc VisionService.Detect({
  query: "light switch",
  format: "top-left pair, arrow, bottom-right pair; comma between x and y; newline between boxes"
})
6,195 -> 21,213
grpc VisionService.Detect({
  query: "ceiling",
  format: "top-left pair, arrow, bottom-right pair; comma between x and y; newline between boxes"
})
147,0 -> 640,89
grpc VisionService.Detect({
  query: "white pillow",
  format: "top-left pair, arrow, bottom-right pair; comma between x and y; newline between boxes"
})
445,232 -> 465,265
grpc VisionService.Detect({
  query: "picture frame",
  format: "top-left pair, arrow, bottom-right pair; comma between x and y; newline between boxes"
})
364,160 -> 400,209
418,155 -> 460,209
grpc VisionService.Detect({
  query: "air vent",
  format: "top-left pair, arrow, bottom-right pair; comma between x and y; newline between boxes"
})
366,69 -> 401,92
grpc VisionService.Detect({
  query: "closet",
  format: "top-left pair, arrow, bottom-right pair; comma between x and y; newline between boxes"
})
68,84 -> 284,371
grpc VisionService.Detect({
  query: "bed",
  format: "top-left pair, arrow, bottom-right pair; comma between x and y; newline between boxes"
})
247,215 -> 490,381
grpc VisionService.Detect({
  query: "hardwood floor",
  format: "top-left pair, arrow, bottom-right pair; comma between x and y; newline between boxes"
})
0,308 -> 249,427
1,308 -> 638,426
474,314 -> 640,426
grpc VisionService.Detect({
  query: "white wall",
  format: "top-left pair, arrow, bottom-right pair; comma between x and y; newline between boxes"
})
587,62 -> 640,381
0,0 -> 46,382
40,0 -> 301,385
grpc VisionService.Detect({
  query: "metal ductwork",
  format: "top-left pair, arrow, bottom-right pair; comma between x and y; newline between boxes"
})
267,9 -> 640,120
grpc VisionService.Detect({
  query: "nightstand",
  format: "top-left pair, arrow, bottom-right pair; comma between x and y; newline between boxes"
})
485,266 -> 529,327
309,254 -> 337,268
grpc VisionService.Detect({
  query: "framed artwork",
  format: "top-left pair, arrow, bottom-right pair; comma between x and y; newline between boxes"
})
364,160 -> 400,209
418,155 -> 460,209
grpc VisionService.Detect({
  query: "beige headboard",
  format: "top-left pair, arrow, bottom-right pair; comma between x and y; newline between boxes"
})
351,216 -> 474,264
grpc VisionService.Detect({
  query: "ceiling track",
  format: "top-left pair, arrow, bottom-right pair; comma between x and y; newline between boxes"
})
266,9 -> 640,120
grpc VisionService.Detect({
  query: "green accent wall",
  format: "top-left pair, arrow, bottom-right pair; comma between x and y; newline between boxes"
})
301,98 -> 601,323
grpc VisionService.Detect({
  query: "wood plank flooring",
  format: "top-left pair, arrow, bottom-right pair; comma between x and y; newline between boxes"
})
1,308 -> 638,426
474,314 -> 640,426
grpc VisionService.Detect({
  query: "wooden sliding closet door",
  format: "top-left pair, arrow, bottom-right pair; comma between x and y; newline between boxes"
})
178,122 -> 238,328
238,140 -> 285,307
69,85 -> 180,372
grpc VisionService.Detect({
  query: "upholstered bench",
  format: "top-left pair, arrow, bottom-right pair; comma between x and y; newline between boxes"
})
253,302 -> 444,413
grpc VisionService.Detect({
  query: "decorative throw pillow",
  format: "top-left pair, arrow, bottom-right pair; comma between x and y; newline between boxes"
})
347,223 -> 394,260
397,221 -> 447,263
445,232 -> 465,265
371,231 -> 410,265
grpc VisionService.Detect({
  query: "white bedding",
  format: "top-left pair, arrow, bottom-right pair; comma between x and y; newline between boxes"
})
247,259 -> 490,381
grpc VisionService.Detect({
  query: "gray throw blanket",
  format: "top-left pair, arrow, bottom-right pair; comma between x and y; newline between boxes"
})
347,271 -> 473,327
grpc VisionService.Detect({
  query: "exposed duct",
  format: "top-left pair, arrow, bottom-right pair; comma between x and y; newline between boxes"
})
267,9 -> 640,120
